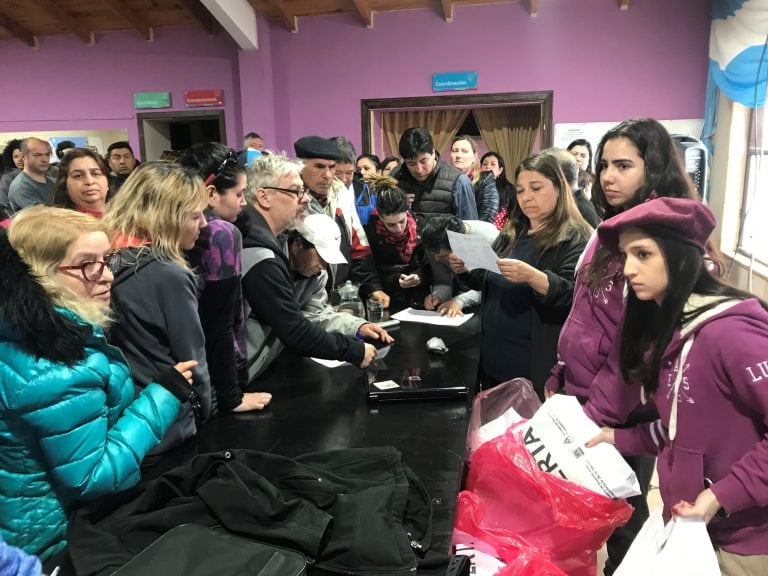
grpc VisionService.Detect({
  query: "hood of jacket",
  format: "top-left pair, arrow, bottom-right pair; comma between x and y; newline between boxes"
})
239,203 -> 289,265
663,295 -> 765,441
0,229 -> 90,364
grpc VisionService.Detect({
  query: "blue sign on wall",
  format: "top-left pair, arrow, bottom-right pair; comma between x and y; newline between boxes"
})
432,71 -> 478,92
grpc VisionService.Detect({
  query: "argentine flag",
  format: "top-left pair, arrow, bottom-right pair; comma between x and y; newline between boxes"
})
710,0 -> 768,106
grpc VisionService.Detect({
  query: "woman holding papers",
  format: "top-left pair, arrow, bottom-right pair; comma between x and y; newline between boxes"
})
449,151 -> 591,397
588,197 -> 768,575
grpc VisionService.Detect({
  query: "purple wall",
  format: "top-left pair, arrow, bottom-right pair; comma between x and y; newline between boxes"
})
264,0 -> 710,152
0,27 -> 242,155
0,0 -> 709,156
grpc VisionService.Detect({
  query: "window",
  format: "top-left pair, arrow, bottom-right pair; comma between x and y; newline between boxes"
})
740,106 -> 768,263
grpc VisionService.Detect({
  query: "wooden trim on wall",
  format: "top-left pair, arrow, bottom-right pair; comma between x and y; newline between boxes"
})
360,91 -> 553,154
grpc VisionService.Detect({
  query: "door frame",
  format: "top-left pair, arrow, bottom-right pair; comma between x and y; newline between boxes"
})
136,109 -> 227,160
360,91 -> 553,155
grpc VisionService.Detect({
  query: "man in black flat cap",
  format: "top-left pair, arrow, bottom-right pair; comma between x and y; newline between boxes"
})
294,136 -> 390,308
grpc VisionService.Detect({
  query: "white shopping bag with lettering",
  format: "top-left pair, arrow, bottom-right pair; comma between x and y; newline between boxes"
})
615,510 -> 719,576
522,394 -> 641,498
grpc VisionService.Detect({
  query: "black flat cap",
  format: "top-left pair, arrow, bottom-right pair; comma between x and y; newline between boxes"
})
293,136 -> 343,161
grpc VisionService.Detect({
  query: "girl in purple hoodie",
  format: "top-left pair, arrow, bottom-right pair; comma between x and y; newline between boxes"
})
543,117 -> 715,574
589,197 -> 768,575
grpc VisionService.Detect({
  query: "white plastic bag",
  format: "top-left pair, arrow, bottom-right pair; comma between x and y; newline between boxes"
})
615,510 -> 720,576
522,395 -> 641,498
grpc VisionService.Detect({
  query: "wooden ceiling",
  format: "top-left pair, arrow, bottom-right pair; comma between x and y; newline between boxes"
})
0,0 -> 631,47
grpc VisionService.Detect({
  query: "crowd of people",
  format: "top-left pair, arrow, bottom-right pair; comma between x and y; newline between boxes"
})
0,118 -> 767,576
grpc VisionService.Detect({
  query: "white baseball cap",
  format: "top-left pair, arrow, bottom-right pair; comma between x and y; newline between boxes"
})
296,214 -> 347,264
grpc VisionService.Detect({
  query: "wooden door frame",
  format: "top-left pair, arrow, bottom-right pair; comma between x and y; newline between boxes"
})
136,109 -> 226,160
361,91 -> 553,155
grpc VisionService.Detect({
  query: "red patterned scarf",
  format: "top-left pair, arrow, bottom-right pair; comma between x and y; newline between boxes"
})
375,211 -> 418,264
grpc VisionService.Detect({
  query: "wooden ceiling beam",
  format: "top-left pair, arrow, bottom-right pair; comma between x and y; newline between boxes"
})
619,0 -> 629,10
441,0 -> 454,22
352,0 -> 373,27
267,0 -> 297,32
0,13 -> 38,48
31,0 -> 94,44
178,0 -> 217,35
101,0 -> 153,41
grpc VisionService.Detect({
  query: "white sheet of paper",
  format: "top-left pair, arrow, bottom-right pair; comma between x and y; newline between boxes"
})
447,230 -> 500,273
391,307 -> 474,327
310,357 -> 347,368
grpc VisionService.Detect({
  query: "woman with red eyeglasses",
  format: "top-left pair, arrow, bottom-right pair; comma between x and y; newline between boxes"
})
0,206 -> 198,561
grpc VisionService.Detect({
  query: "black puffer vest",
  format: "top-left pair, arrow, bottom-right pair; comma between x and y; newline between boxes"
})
395,160 -> 461,221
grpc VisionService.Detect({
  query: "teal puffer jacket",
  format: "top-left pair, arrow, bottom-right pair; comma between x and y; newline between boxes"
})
0,310 -> 184,560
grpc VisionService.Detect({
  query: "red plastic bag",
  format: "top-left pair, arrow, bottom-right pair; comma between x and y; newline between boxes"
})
466,378 -> 542,456
455,427 -> 633,576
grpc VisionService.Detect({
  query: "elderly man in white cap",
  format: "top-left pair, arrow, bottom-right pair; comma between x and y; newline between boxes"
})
288,214 -> 394,343
241,158 -> 392,381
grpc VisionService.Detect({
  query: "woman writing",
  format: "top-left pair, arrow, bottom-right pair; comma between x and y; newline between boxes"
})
104,162 -> 211,453
588,197 -> 768,575
0,207 -> 196,560
450,152 -> 591,397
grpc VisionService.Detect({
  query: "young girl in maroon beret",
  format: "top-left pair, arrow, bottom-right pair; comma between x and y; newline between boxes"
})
589,197 -> 768,575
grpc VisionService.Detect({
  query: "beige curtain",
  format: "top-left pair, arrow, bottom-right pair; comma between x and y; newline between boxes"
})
473,105 -> 540,175
382,108 -> 469,158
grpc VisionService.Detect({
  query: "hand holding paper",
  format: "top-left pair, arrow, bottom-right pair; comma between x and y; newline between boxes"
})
447,231 -> 500,273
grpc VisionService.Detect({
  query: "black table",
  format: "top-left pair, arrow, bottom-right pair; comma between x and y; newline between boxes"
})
146,314 -> 481,574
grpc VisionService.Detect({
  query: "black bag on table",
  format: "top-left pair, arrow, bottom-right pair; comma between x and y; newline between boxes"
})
111,524 -> 306,576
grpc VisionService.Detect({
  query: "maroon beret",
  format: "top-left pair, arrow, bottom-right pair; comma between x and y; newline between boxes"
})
597,197 -> 716,254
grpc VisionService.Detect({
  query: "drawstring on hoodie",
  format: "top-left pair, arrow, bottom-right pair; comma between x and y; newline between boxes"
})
668,335 -> 695,443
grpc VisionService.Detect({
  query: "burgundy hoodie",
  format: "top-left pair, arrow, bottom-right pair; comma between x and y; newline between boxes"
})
615,296 -> 768,554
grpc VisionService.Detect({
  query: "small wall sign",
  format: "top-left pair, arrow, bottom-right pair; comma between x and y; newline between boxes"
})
133,91 -> 171,109
185,89 -> 224,107
432,71 -> 478,92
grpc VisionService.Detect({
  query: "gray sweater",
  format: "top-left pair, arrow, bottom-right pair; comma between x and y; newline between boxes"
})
109,248 -> 211,453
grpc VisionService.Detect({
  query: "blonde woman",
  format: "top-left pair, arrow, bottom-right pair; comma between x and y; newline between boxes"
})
0,207 -> 196,560
449,134 -> 499,223
104,161 -> 211,453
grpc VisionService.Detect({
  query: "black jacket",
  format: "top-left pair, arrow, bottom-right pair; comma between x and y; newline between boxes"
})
573,188 -> 601,229
364,213 -> 430,312
239,204 -> 364,379
464,228 -> 588,397
473,171 -> 499,223
67,447 -> 432,576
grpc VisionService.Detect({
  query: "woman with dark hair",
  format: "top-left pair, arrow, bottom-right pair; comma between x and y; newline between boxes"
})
353,154 -> 380,226
480,151 -> 516,230
588,197 -> 768,575
363,174 -> 427,312
50,147 -> 111,217
450,151 -> 591,395
545,117 -> 719,575
356,154 -> 380,179
0,139 -> 24,212
567,138 -> 595,194
449,135 -> 499,223
380,156 -> 400,175
177,142 -> 271,413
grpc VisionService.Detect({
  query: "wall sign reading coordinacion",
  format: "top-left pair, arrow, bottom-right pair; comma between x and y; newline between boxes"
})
432,71 -> 478,92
